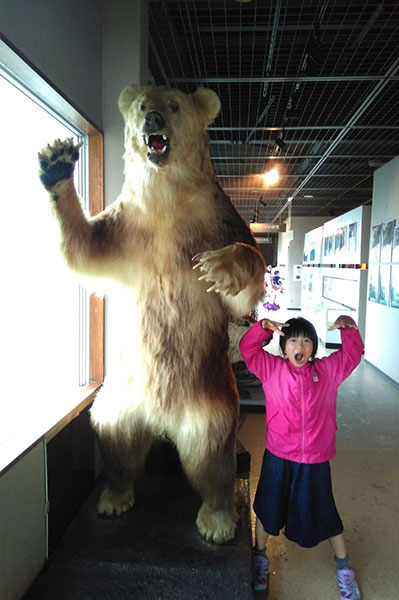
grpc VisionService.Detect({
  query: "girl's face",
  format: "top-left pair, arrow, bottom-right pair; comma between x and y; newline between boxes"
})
284,335 -> 314,367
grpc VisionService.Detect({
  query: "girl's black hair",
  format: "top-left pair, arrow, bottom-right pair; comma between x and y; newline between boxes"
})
279,317 -> 318,359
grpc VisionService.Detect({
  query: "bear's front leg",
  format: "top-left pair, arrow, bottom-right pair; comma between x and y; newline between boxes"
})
38,138 -> 93,273
193,242 -> 265,317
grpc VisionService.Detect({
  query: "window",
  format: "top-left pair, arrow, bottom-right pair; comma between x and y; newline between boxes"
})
0,42 -> 103,471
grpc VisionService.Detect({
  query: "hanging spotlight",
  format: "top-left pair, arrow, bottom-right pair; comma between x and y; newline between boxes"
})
275,131 -> 286,151
285,107 -> 299,122
275,137 -> 286,151
261,167 -> 279,186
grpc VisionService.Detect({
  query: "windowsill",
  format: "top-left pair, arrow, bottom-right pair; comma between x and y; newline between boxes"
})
0,383 -> 102,476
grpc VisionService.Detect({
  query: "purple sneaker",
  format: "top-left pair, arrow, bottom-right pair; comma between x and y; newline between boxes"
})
253,554 -> 269,591
335,567 -> 361,599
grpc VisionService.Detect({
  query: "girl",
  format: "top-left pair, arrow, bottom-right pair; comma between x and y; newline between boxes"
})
239,315 -> 364,599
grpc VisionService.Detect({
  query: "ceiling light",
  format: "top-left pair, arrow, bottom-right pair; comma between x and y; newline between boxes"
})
261,167 -> 279,186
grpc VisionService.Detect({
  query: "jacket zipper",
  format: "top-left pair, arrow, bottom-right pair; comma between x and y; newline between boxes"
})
300,375 -> 305,462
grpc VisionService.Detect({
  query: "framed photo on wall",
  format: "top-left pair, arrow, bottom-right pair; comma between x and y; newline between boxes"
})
390,265 -> 399,309
378,264 -> 391,305
368,264 -> 379,303
348,222 -> 357,254
392,227 -> 399,263
323,234 -> 333,257
334,226 -> 347,254
381,220 -> 394,263
370,224 -> 382,263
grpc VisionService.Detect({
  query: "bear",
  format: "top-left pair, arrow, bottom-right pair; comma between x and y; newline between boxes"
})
38,84 -> 265,544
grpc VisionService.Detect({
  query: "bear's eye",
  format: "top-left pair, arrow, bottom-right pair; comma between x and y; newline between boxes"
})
170,103 -> 179,113
140,103 -> 146,111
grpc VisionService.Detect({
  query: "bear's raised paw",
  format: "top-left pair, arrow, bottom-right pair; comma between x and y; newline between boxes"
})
38,137 -> 83,191
193,245 -> 246,297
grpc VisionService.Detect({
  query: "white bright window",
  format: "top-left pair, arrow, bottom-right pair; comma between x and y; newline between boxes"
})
0,50 -> 102,471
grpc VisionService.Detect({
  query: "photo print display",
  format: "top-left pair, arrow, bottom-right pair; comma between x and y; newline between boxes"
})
348,222 -> 357,254
369,220 -> 398,308
381,220 -> 394,263
368,264 -> 379,303
370,224 -> 382,263
391,264 -> 399,308
392,227 -> 399,263
378,264 -> 391,305
324,233 -> 333,257
334,226 -> 347,254
323,276 -> 357,310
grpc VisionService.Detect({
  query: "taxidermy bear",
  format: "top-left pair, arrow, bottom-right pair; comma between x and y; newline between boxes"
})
38,84 -> 265,543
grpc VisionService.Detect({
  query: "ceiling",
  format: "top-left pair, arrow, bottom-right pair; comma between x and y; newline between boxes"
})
148,0 -> 399,226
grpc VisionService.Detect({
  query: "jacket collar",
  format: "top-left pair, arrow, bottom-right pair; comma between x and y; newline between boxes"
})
286,360 -> 314,375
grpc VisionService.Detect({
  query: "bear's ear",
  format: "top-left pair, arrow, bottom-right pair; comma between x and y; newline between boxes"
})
118,84 -> 143,118
192,88 -> 221,127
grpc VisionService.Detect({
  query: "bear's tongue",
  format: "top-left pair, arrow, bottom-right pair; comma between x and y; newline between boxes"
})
149,135 -> 167,153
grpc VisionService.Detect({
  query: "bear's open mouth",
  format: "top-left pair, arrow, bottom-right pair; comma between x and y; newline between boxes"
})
143,134 -> 169,156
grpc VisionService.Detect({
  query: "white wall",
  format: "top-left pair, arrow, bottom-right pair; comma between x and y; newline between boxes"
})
300,206 -> 371,345
364,157 -> 399,383
0,0 -> 103,129
278,216 -> 328,309
0,442 -> 46,600
102,0 -> 149,376
103,0 -> 149,208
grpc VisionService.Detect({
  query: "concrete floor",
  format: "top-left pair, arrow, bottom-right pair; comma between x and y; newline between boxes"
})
238,307 -> 399,600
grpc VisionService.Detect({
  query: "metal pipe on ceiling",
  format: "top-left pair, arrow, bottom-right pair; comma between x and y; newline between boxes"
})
271,55 -> 399,223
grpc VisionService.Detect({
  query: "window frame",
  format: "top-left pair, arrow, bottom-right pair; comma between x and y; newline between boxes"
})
0,37 -> 104,472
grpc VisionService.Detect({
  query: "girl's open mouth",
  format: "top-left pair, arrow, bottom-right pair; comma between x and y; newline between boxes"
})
295,353 -> 304,362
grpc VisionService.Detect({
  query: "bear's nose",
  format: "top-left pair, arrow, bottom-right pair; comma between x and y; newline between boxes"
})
144,111 -> 165,133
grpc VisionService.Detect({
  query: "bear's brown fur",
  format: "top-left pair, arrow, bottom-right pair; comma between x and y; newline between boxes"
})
38,84 -> 265,543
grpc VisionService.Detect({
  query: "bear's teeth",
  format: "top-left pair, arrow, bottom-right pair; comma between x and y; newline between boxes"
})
148,135 -> 168,153
143,134 -> 168,146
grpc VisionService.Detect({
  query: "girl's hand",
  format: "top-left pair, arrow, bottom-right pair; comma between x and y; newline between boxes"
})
328,315 -> 358,331
261,319 -> 289,336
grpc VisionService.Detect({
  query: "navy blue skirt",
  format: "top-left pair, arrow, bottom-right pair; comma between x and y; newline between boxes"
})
254,449 -> 343,548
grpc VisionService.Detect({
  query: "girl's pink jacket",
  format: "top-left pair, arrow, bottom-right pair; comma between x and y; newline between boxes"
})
239,320 -> 364,464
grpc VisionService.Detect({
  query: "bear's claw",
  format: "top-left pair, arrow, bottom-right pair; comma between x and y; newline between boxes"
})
193,247 -> 243,296
38,137 -> 83,191
196,504 -> 238,544
97,487 -> 135,517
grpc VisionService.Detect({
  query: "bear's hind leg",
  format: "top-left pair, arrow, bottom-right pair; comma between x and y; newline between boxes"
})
175,419 -> 238,544
95,423 -> 156,517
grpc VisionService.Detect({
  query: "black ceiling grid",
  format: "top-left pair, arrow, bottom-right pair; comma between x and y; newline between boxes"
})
149,0 -> 399,224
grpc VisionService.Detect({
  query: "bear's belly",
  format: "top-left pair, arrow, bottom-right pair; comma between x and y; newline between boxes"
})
103,271 -> 230,406
140,301 -> 229,407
